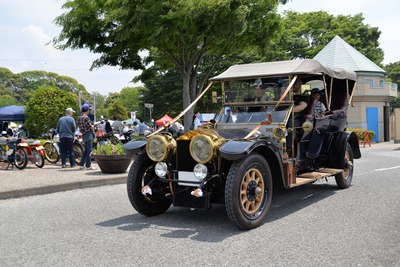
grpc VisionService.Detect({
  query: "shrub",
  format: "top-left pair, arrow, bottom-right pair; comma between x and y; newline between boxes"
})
347,128 -> 375,141
93,142 -> 125,155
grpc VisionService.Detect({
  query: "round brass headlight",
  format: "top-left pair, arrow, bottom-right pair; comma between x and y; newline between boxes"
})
190,134 -> 214,163
146,134 -> 176,162
273,124 -> 287,142
302,121 -> 313,132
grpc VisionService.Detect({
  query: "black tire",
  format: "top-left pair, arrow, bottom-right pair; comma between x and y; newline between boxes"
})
127,152 -> 171,216
15,148 -> 28,170
43,142 -> 60,164
335,143 -> 354,189
32,149 -> 45,168
225,153 -> 273,230
73,143 -> 84,165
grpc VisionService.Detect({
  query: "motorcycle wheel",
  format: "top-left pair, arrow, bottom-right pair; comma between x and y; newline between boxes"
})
32,149 -> 45,168
15,148 -> 28,170
73,143 -> 84,165
43,142 -> 60,164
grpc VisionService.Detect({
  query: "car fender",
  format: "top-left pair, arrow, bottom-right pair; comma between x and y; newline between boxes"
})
122,138 -> 147,155
219,140 -> 256,161
328,131 -> 361,168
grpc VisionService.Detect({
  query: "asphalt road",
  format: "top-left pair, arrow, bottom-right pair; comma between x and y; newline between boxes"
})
0,143 -> 399,266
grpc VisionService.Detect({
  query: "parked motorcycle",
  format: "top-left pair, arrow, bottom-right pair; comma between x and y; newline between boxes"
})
43,129 -> 84,165
0,129 -> 28,170
20,135 -> 45,168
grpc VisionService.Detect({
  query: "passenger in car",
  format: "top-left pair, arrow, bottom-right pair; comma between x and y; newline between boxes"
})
311,88 -> 327,117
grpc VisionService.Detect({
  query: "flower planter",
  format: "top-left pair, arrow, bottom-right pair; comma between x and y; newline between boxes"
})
92,154 -> 131,173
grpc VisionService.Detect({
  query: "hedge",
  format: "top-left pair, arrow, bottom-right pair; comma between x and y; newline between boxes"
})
347,128 -> 375,141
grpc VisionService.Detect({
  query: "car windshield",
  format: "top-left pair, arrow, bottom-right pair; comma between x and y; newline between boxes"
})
224,79 -> 290,103
217,104 -> 291,125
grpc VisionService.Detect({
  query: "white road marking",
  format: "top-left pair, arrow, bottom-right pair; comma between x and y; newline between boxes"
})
374,166 -> 400,172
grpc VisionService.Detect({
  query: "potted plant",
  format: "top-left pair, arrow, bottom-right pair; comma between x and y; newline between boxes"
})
92,142 -> 132,173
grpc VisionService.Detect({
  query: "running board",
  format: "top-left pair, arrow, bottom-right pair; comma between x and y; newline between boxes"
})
289,168 -> 344,188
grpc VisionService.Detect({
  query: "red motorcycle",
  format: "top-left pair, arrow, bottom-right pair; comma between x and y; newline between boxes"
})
17,130 -> 45,168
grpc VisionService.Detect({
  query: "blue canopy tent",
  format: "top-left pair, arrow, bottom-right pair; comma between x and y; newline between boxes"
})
0,105 -> 25,121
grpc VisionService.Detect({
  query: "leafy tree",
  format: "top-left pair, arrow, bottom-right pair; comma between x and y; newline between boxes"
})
0,68 -> 88,105
0,67 -> 13,84
54,0 -> 287,129
25,87 -> 78,136
106,98 -> 128,120
119,86 -> 143,116
266,11 -> 384,65
0,84 -> 18,106
137,67 -> 183,120
384,61 -> 400,87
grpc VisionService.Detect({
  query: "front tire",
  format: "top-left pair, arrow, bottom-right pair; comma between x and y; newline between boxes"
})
15,148 -> 28,169
225,153 -> 273,230
335,143 -> 354,189
43,142 -> 60,163
127,152 -> 171,216
32,149 -> 45,168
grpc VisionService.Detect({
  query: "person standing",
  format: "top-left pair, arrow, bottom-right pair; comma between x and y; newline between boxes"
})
57,108 -> 76,168
138,119 -> 149,135
78,103 -> 96,170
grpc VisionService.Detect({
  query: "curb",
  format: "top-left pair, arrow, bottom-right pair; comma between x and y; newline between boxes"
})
0,176 -> 127,200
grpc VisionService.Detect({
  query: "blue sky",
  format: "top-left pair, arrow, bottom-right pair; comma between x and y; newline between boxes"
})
0,0 -> 398,95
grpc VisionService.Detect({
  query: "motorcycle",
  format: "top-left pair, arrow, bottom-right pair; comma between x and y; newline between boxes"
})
43,129 -> 84,165
0,129 -> 28,170
19,133 -> 45,168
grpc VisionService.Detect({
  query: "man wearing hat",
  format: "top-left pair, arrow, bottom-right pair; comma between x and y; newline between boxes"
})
78,103 -> 96,170
311,88 -> 327,116
57,107 -> 77,168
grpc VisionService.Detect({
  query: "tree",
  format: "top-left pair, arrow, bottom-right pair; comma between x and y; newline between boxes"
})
25,87 -> 78,136
0,67 -> 88,106
385,61 -> 400,87
136,66 -> 183,120
119,86 -> 143,116
54,0 -> 287,129
107,98 -> 128,120
265,11 -> 384,65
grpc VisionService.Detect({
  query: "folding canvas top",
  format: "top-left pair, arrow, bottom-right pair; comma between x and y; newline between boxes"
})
210,59 -> 357,81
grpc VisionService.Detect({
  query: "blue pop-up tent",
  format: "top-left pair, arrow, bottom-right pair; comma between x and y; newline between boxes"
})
0,105 -> 25,121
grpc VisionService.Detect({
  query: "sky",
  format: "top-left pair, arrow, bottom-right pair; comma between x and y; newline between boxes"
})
0,0 -> 399,96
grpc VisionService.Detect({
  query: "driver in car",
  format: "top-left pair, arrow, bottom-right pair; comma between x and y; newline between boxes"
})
284,77 -> 309,159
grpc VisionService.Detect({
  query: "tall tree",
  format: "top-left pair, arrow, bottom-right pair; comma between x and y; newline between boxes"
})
385,61 -> 400,87
264,11 -> 384,65
107,98 -> 128,120
119,86 -> 143,116
0,67 -> 88,105
53,0 -> 287,129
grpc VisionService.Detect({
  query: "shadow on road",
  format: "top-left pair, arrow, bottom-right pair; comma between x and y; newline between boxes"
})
96,182 -> 340,242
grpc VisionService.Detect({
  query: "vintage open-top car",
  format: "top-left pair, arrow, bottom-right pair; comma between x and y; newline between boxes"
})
124,59 -> 361,229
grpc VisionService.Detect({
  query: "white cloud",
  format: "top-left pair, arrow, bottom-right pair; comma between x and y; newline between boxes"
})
0,0 -> 141,95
